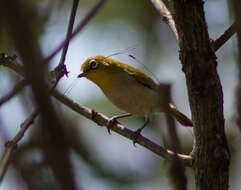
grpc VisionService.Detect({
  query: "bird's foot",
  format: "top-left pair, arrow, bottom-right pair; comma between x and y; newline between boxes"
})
131,128 -> 143,147
107,116 -> 120,134
130,119 -> 149,146
106,113 -> 132,134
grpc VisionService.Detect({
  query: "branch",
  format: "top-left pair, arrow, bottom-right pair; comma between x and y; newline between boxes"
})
161,84 -> 187,190
150,0 -> 178,41
162,0 -> 230,188
0,0 -> 80,186
230,1 -> 241,133
0,79 -> 27,107
49,0 -> 80,88
0,54 -> 24,76
150,1 -> 236,52
0,0 -> 107,188
57,0 -> 79,78
0,53 -> 193,167
0,110 -> 39,183
45,0 -> 107,62
52,90 -> 193,167
212,22 -> 237,52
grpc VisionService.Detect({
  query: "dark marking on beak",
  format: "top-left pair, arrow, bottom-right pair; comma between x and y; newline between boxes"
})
77,72 -> 86,78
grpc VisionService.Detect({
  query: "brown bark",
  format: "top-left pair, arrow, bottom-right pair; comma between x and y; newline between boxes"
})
169,1 -> 230,189
230,0 -> 241,133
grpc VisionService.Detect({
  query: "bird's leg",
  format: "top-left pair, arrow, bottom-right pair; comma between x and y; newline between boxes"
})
107,113 -> 132,134
131,119 -> 150,146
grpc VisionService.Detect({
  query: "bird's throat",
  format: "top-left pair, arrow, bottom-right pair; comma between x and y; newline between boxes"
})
87,70 -> 116,93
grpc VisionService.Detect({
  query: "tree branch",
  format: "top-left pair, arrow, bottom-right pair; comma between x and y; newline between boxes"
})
0,54 -> 193,167
212,22 -> 237,52
52,89 -> 193,167
0,79 -> 27,107
163,0 -> 230,189
0,110 -> 39,183
230,1 -> 241,133
57,0 -> 79,78
150,0 -> 178,41
45,0 -> 107,62
160,84 -> 187,190
0,54 -> 24,76
150,1 -> 236,52
0,0 -> 84,188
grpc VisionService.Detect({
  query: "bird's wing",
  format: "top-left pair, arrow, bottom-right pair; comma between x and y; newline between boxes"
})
124,67 -> 157,90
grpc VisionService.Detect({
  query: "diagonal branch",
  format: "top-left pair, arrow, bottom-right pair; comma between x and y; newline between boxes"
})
230,1 -> 241,133
0,79 -> 27,107
52,90 -> 193,167
0,1 -> 107,187
0,110 -> 39,183
0,54 -> 24,76
45,0 -> 107,62
150,0 -> 178,41
0,55 -> 193,167
160,0 -> 230,188
57,0 -> 79,78
49,0 -> 79,88
160,84 -> 187,190
212,22 -> 237,52
150,1 -> 236,52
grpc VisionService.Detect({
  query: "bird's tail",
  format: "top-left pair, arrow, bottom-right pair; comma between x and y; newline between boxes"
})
168,103 -> 193,127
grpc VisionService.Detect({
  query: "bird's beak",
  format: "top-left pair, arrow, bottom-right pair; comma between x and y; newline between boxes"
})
77,72 -> 86,78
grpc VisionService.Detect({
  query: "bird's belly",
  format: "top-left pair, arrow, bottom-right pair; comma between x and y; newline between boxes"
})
102,83 -> 160,116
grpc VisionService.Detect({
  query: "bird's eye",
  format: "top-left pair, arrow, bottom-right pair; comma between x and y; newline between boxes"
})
89,59 -> 98,69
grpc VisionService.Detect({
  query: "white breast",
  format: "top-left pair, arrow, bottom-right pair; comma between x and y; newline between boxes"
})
101,72 -> 161,117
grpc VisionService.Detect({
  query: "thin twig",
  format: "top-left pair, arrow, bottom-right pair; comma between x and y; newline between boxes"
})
52,89 -> 193,167
0,54 -> 24,76
212,22 -> 237,52
0,80 -> 27,107
0,1 -> 106,188
160,84 -> 187,190
45,0 -> 107,62
0,0 -> 79,182
150,0 -> 179,41
0,54 -> 193,167
58,0 -> 79,77
0,110 -> 39,183
230,1 -> 241,133
49,0 -> 80,88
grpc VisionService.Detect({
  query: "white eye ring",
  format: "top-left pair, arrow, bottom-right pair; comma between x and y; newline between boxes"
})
89,59 -> 98,69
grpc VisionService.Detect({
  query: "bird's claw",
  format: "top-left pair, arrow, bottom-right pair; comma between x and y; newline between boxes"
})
131,128 -> 143,147
107,117 -> 119,134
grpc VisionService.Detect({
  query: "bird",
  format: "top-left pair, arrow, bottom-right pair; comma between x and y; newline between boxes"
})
78,55 -> 193,143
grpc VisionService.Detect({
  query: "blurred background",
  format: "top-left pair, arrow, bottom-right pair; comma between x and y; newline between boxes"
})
0,0 -> 239,189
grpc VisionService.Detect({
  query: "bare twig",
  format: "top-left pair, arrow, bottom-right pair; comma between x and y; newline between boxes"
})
0,5 -> 78,178
58,0 -> 79,78
160,84 -> 187,190
212,22 -> 237,52
0,54 -> 24,76
49,0 -> 80,88
0,64 -> 67,183
45,0 -> 107,62
230,1 -> 241,133
0,54 -> 193,167
163,0 -> 230,188
0,0 -> 106,188
52,89 -> 193,167
150,0 -> 178,41
0,0 -> 80,185
150,1 -> 236,51
0,80 -> 27,107
0,110 -> 39,183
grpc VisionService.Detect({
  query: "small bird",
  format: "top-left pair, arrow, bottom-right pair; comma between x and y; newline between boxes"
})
78,56 -> 193,142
